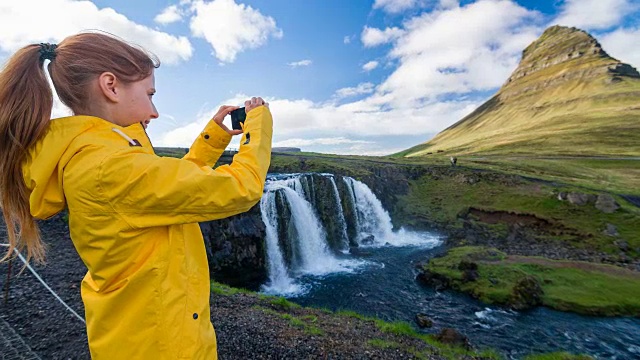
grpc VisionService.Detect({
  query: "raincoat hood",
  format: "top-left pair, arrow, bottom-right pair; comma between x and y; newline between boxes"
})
23,116 -> 150,219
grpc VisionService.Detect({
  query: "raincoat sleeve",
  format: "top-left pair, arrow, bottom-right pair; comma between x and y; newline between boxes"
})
182,119 -> 232,168
96,106 -> 273,228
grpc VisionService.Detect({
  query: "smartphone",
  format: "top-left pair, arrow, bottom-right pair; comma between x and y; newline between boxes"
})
230,107 -> 246,130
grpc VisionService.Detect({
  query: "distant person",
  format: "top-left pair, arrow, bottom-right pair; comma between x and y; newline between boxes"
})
450,156 -> 457,167
0,32 -> 272,359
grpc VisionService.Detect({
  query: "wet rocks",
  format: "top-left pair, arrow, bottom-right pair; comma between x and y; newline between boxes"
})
434,328 -> 471,350
458,260 -> 479,282
416,269 -> 450,291
510,276 -> 544,310
415,313 -> 433,328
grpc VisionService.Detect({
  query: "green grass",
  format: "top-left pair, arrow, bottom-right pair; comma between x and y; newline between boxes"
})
210,281 -> 253,296
397,167 -> 640,257
523,352 -> 593,360
337,310 -> 500,359
424,247 -> 640,316
256,306 -> 324,335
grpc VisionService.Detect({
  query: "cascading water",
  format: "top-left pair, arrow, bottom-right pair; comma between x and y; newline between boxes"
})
329,176 -> 349,249
260,173 -> 440,295
344,177 -> 393,244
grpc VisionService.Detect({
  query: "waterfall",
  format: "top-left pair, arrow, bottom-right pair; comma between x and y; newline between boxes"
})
260,191 -> 299,294
260,175 -> 357,294
329,176 -> 349,249
344,177 -> 393,244
260,173 -> 436,295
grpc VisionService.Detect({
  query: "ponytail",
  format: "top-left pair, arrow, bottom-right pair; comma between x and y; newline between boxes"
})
0,32 -> 158,264
0,44 -> 54,263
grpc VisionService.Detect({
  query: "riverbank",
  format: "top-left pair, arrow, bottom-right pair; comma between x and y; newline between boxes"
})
417,246 -> 640,316
0,214 -> 496,359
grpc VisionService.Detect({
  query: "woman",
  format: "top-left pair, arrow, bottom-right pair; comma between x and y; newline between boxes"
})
0,32 -> 272,359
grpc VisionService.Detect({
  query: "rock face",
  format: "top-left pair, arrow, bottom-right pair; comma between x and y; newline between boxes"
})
200,204 -> 268,290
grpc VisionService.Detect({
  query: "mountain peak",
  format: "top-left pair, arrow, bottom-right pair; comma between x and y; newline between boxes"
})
501,25 -> 639,98
397,25 -> 640,158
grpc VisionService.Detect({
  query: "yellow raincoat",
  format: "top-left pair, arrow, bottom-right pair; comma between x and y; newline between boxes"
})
22,106 -> 272,359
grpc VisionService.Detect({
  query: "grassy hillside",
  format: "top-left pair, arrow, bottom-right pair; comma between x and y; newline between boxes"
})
400,26 -> 640,157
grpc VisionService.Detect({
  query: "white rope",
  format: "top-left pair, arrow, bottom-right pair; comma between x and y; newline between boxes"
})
1,243 -> 86,324
111,128 -> 137,146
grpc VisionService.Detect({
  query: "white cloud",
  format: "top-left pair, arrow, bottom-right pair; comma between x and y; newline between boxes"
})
554,0 -> 636,30
288,59 -> 312,68
155,94 -> 479,152
189,0 -> 282,63
373,0 -> 421,14
344,35 -> 352,44
377,0 -> 542,108
334,83 -> 375,99
439,0 -> 459,9
362,61 -> 379,72
273,137 -> 373,148
0,0 -> 193,65
155,5 -> 183,25
600,27 -> 640,69
361,26 -> 404,47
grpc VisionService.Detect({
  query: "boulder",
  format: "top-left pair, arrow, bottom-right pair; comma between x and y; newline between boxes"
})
435,328 -> 471,350
415,313 -> 433,328
458,260 -> 479,282
416,269 -> 450,291
595,194 -> 620,213
510,276 -> 544,310
614,240 -> 629,252
603,223 -> 619,237
360,234 -> 375,245
567,192 -> 590,206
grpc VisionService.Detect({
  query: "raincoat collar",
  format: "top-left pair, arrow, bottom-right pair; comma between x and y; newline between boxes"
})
23,115 -> 150,219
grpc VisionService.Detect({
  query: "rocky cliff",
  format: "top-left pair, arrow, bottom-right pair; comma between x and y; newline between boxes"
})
401,25 -> 640,157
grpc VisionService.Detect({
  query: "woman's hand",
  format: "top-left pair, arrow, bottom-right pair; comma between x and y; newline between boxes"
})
244,97 -> 269,115
212,105 -> 242,136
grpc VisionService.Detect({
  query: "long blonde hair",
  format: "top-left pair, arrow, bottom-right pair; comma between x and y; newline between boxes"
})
0,32 -> 159,263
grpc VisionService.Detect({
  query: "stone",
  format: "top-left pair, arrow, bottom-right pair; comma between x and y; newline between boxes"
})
458,260 -> 479,282
614,240 -> 629,252
595,194 -> 620,213
435,328 -> 471,350
415,313 -> 433,328
557,192 -> 567,201
360,234 -> 375,245
603,223 -> 619,237
510,276 -> 544,310
416,270 -> 450,291
567,192 -> 589,206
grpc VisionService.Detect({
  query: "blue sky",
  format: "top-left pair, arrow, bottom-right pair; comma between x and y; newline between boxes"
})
1,0 -> 639,155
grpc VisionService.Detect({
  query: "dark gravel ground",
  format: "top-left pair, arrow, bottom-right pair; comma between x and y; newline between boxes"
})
1,215 -> 478,360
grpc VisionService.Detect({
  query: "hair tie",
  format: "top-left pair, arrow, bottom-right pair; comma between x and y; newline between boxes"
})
39,43 -> 57,62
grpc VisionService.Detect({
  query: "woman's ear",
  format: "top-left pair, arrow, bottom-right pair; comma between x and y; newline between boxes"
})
98,72 -> 119,103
